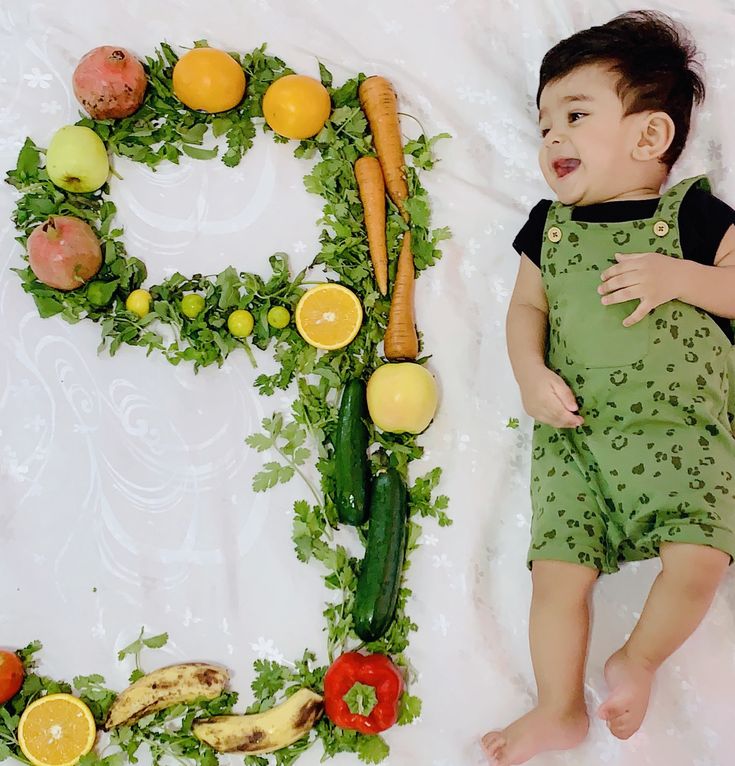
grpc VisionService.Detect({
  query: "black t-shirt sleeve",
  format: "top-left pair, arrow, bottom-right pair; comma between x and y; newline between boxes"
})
680,187 -> 735,265
512,199 -> 553,267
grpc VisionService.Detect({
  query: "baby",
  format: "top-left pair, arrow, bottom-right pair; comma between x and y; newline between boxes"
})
482,10 -> 735,766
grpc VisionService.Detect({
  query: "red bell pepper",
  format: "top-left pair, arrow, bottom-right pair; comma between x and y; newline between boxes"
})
323,652 -> 404,734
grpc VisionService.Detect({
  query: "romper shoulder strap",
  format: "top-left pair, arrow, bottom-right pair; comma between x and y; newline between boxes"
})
654,175 -> 711,220
545,199 -> 573,225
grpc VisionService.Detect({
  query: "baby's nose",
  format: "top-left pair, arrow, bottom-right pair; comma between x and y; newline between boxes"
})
544,131 -> 563,148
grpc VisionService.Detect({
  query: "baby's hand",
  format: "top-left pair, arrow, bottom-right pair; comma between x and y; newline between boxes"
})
598,252 -> 684,326
519,367 -> 584,428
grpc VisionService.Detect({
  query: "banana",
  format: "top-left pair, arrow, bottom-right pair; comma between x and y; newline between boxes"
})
192,687 -> 323,754
105,662 -> 230,730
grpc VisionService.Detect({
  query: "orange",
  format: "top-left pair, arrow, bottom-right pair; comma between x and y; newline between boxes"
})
295,284 -> 362,350
172,48 -> 246,113
262,74 -> 331,140
18,694 -> 96,766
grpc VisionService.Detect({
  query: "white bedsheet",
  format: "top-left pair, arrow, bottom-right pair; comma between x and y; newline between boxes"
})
2,1 -> 735,764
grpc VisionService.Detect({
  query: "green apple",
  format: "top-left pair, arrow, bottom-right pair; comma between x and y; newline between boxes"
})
46,125 -> 109,193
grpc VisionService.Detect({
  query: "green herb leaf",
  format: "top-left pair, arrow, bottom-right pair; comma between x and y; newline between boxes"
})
356,734 -> 390,764
397,692 -> 421,725
73,674 -> 117,726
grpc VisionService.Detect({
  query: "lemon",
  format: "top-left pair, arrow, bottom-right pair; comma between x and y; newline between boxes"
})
18,693 -> 96,766
267,306 -> 290,329
181,293 -> 205,319
125,289 -> 151,318
295,284 -> 362,350
228,309 -> 254,337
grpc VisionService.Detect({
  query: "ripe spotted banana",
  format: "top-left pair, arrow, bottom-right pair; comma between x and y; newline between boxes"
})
192,687 -> 323,754
105,662 -> 230,730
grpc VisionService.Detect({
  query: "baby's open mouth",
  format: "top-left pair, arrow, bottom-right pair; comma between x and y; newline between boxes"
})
553,158 -> 581,178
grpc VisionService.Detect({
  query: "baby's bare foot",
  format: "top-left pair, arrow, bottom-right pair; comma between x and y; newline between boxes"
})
480,706 -> 588,765
597,647 -> 655,740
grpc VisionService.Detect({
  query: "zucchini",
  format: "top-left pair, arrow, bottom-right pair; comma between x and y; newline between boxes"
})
334,378 -> 371,525
352,467 -> 408,641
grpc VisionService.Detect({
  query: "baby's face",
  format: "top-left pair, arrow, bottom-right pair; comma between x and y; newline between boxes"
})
537,64 -> 645,205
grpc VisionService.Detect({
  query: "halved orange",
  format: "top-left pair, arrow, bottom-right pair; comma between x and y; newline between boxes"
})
295,284 -> 363,350
18,694 -> 96,766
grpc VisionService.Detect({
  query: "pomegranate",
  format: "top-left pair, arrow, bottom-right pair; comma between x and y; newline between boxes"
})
73,46 -> 147,120
27,216 -> 102,291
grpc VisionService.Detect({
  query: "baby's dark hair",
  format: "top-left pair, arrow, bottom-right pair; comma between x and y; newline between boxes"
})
536,10 -> 705,168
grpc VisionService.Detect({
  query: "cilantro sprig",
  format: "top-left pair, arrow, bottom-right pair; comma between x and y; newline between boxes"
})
116,627 -> 170,683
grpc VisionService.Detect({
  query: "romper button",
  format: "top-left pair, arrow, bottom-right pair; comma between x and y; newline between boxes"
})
653,220 -> 669,237
547,226 -> 562,243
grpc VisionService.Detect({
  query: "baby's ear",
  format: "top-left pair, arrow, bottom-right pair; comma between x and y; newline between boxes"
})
632,111 -> 675,162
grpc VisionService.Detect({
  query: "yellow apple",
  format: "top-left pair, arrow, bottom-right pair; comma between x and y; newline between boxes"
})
46,125 -> 109,193
367,363 -> 438,434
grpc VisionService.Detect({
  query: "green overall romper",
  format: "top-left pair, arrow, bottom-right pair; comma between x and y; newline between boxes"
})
528,175 -> 735,573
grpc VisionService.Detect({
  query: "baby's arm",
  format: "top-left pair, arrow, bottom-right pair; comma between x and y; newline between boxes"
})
677,224 -> 735,317
598,224 -> 735,324
507,255 -> 584,428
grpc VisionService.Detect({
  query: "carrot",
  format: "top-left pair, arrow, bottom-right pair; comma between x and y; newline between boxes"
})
383,231 -> 418,361
358,76 -> 408,221
355,156 -> 388,295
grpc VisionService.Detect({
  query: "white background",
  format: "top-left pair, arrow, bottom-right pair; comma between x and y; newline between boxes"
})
2,1 -> 735,764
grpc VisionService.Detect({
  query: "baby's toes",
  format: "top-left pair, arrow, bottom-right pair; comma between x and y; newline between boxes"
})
608,715 -> 634,740
480,731 -> 505,760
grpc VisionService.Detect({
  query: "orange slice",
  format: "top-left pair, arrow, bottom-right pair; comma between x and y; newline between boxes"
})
18,694 -> 96,766
295,284 -> 363,350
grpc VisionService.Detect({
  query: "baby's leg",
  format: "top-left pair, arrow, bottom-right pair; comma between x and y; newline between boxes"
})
481,560 -> 597,765
599,542 -> 729,740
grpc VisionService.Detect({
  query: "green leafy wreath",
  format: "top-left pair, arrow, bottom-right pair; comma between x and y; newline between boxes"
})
3,42 -> 451,766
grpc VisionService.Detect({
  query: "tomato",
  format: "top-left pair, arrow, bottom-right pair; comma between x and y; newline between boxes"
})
125,289 -> 151,318
267,306 -> 290,329
227,309 -> 254,337
181,293 -> 206,319
0,650 -> 25,704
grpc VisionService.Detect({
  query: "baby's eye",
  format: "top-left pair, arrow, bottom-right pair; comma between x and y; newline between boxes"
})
569,112 -> 586,123
540,127 -> 549,138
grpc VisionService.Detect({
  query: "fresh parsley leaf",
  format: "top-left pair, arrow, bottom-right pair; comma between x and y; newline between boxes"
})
117,627 -> 169,682
397,692 -> 422,725
73,674 -> 117,726
356,734 -> 390,764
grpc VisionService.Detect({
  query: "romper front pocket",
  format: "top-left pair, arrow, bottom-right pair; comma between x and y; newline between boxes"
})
549,270 -> 650,369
